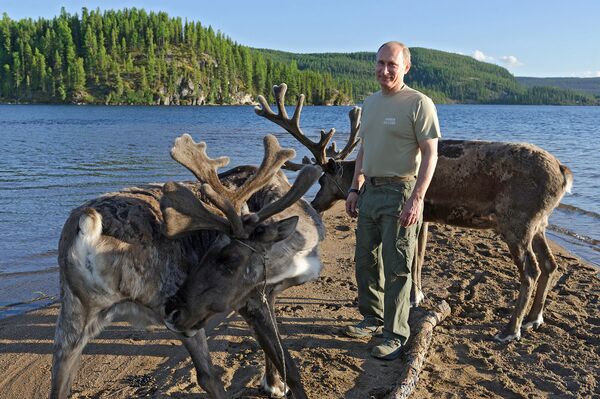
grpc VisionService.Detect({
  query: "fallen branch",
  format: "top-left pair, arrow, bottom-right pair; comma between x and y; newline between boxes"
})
386,300 -> 451,399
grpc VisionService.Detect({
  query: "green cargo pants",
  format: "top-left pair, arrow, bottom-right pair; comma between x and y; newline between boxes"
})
355,180 -> 420,343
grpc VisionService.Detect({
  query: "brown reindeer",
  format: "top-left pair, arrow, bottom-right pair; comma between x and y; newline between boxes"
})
51,133 -> 323,399
256,83 -> 573,343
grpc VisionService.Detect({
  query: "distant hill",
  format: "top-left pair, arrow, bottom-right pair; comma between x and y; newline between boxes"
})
256,50 -> 381,102
0,8 -> 597,106
0,8 -> 352,105
258,48 -> 598,105
517,77 -> 600,97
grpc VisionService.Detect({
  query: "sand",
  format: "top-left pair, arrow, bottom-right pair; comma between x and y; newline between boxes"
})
0,202 -> 598,398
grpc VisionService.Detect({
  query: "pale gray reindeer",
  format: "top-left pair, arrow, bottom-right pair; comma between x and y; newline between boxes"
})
256,83 -> 573,343
51,133 -> 324,399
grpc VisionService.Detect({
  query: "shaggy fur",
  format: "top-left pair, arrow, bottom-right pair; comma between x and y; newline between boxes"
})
310,140 -> 572,342
51,165 -> 324,399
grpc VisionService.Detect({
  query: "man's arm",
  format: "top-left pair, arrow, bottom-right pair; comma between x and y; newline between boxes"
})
345,145 -> 365,218
399,138 -> 438,227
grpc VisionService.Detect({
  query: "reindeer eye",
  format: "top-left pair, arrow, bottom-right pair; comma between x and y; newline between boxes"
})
216,251 -> 243,273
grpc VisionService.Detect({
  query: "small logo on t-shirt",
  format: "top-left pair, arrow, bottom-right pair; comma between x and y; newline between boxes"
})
383,117 -> 396,125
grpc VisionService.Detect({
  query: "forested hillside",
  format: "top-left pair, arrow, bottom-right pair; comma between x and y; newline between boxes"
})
517,77 -> 600,97
261,48 -> 598,105
0,8 -> 597,105
0,8 -> 352,105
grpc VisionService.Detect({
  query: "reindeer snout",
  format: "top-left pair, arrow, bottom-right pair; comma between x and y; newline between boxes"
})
183,329 -> 198,338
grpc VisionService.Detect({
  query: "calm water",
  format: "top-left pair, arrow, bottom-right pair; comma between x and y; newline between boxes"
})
0,104 -> 598,317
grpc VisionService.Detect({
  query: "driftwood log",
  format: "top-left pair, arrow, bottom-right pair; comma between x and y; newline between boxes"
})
386,300 -> 451,399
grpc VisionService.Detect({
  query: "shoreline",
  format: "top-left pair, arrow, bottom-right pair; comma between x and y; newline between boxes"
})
0,206 -> 597,321
0,102 -> 350,107
2,101 -> 599,107
0,202 -> 598,398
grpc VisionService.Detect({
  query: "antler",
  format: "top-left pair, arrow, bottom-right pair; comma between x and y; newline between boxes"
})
250,165 -> 321,226
255,83 -> 335,166
281,155 -> 313,172
162,134 -> 318,239
161,181 -> 236,238
169,134 -> 294,213
325,107 -> 362,160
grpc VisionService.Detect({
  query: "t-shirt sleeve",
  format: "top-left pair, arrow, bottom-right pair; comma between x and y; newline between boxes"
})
358,101 -> 367,140
413,96 -> 442,142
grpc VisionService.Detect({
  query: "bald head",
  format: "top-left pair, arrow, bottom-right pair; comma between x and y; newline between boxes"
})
377,41 -> 411,67
375,41 -> 412,94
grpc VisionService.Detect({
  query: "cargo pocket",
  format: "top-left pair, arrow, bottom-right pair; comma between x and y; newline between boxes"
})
395,221 -> 418,275
396,182 -> 415,215
394,236 -> 414,275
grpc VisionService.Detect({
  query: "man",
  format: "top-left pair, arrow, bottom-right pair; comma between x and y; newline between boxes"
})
345,41 -> 440,360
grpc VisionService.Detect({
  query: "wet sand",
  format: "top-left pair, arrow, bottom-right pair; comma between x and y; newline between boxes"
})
0,202 -> 598,398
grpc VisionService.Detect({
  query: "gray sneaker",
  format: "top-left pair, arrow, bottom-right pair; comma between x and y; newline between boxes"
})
371,337 -> 403,360
344,318 -> 383,338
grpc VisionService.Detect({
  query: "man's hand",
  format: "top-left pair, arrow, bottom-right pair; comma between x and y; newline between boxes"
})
399,138 -> 437,227
346,192 -> 359,218
399,195 -> 422,227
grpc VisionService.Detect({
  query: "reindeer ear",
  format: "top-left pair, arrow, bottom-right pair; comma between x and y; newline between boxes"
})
325,158 -> 337,173
273,216 -> 299,242
251,216 -> 299,243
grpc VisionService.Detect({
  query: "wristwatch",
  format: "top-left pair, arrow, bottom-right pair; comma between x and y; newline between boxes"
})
348,188 -> 359,195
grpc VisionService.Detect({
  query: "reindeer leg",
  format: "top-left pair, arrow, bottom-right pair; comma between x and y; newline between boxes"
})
261,355 -> 289,398
495,238 -> 541,343
238,294 -> 307,399
411,221 -> 428,307
180,328 -> 227,399
523,230 -> 558,331
50,293 -> 113,399
259,292 -> 289,398
238,289 -> 290,398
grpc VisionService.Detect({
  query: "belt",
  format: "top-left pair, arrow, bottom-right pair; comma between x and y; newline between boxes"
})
366,175 -> 416,186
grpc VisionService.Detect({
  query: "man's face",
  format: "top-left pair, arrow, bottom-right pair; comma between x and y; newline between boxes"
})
376,45 -> 410,93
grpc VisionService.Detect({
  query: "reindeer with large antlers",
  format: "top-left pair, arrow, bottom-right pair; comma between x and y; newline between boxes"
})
257,83 -> 573,343
255,84 -> 363,215
51,134 -> 323,398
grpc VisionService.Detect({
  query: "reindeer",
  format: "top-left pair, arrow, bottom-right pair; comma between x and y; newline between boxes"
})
256,83 -> 573,343
51,133 -> 324,399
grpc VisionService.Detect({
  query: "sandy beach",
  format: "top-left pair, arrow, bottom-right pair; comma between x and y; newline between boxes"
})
0,202 -> 598,398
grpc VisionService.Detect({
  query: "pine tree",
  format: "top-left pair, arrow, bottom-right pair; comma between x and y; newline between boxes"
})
253,53 -> 267,96
4,8 -> 588,105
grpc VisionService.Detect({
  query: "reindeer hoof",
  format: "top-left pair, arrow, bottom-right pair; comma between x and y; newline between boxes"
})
410,291 -> 425,308
494,330 -> 521,343
523,315 -> 544,330
260,375 -> 289,398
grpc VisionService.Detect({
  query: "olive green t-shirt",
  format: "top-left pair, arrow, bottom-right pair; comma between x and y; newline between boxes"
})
359,85 -> 441,178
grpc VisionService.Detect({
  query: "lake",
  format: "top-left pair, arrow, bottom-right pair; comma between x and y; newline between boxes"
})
0,104 -> 598,318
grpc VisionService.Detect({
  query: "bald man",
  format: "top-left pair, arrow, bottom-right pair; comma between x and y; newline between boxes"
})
345,42 -> 441,360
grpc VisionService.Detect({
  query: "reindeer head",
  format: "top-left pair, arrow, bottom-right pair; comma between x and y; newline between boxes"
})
160,133 -> 320,336
255,83 -> 362,213
310,159 -> 351,212
163,216 -> 298,335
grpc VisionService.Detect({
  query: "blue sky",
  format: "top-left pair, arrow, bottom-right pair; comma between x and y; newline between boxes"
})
2,0 -> 599,78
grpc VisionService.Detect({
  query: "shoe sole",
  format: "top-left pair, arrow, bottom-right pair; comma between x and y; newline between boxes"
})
372,351 -> 402,360
344,327 -> 383,339
371,346 -> 404,360
345,331 -> 383,338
